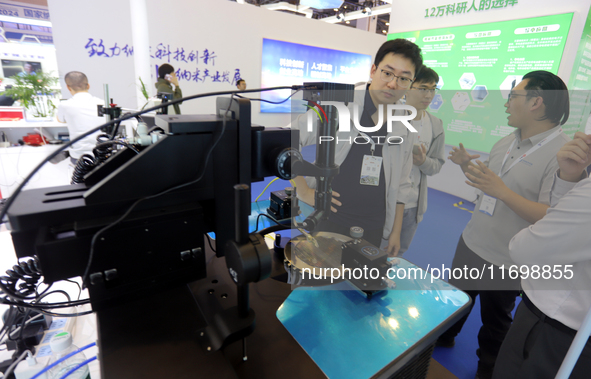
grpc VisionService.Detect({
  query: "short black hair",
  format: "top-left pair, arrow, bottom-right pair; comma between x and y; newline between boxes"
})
64,71 -> 88,91
522,70 -> 569,126
236,79 -> 245,86
373,39 -> 423,78
412,66 -> 439,86
158,64 -> 175,79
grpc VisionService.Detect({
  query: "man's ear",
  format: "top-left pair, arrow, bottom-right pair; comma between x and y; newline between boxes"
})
529,95 -> 544,111
370,64 -> 378,78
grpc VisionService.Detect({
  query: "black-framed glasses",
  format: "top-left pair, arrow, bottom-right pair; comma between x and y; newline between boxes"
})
379,68 -> 414,88
507,93 -> 527,101
410,87 -> 438,95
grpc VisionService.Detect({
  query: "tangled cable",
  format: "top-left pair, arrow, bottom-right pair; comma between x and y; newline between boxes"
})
71,134 -> 139,184
0,257 -> 42,300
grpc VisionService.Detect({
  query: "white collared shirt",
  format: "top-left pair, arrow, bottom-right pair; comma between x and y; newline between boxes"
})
510,173 -> 591,330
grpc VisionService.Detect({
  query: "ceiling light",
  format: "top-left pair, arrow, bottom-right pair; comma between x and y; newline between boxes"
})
323,4 -> 390,23
333,8 -> 338,11
386,22 -> 390,25
382,30 -> 387,33
345,20 -> 350,24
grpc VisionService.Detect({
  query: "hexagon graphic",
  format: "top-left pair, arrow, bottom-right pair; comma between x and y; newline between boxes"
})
459,73 -> 476,90
471,85 -> 488,102
429,94 -> 444,111
451,91 -> 470,111
500,75 -> 523,99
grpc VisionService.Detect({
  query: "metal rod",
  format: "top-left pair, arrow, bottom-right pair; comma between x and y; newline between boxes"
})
237,284 -> 249,318
234,184 -> 250,245
103,84 -> 111,124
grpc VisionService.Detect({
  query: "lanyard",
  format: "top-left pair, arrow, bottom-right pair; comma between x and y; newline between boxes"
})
358,132 -> 376,156
499,127 -> 562,177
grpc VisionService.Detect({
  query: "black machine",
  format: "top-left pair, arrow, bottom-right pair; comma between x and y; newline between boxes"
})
6,96 -> 302,358
4,84 -> 405,377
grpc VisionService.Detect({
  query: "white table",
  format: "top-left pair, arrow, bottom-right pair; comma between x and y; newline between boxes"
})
0,144 -> 71,199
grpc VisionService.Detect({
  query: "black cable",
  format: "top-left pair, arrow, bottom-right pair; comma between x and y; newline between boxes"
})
0,295 -> 89,307
205,233 -> 216,253
17,308 -> 31,342
254,213 -> 282,232
0,276 -> 38,301
36,289 -> 71,303
240,90 -> 300,105
0,299 -> 90,310
258,224 -> 290,236
65,279 -> 82,301
0,307 -> 18,344
81,93 -> 237,288
94,140 -> 140,154
38,309 -> 94,318
0,257 -> 43,301
0,85 -> 307,226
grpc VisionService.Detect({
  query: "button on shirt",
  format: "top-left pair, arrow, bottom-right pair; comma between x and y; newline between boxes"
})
462,125 -> 570,267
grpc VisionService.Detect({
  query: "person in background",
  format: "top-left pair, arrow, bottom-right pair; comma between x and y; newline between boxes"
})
396,66 -> 445,256
440,70 -> 571,379
493,132 -> 591,379
56,71 -> 104,166
17,63 -> 36,77
0,85 -> 15,106
155,64 -> 182,114
236,79 -> 246,91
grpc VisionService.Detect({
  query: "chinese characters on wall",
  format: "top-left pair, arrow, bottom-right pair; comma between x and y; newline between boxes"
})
425,0 -> 518,18
84,38 -> 242,85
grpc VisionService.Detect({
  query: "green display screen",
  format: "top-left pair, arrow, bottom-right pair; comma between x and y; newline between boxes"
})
566,7 -> 591,136
388,13 -> 573,153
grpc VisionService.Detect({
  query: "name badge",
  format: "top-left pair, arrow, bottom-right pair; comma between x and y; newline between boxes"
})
478,195 -> 497,216
360,155 -> 382,186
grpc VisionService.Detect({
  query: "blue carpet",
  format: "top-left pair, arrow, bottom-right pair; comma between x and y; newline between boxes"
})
406,188 -> 520,379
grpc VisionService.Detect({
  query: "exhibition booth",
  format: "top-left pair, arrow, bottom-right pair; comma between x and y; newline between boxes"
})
0,0 -> 590,378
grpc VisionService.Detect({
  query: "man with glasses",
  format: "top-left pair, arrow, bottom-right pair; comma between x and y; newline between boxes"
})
440,70 -> 571,379
293,39 -> 422,254
396,67 -> 445,256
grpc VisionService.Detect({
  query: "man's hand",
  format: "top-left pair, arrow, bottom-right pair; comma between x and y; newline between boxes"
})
412,144 -> 427,166
297,185 -> 342,212
170,72 -> 180,87
556,132 -> 591,182
464,160 -> 510,200
384,231 -> 401,257
448,143 -> 480,173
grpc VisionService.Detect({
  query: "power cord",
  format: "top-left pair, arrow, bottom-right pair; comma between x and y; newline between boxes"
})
254,213 -> 282,232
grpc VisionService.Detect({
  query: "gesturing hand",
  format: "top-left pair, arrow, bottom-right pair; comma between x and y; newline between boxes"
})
413,144 -> 427,166
448,143 -> 480,166
464,160 -> 509,200
556,132 -> 591,182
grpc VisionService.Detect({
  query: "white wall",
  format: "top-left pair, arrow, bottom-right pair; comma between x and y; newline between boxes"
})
389,0 -> 591,200
47,0 -> 386,128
